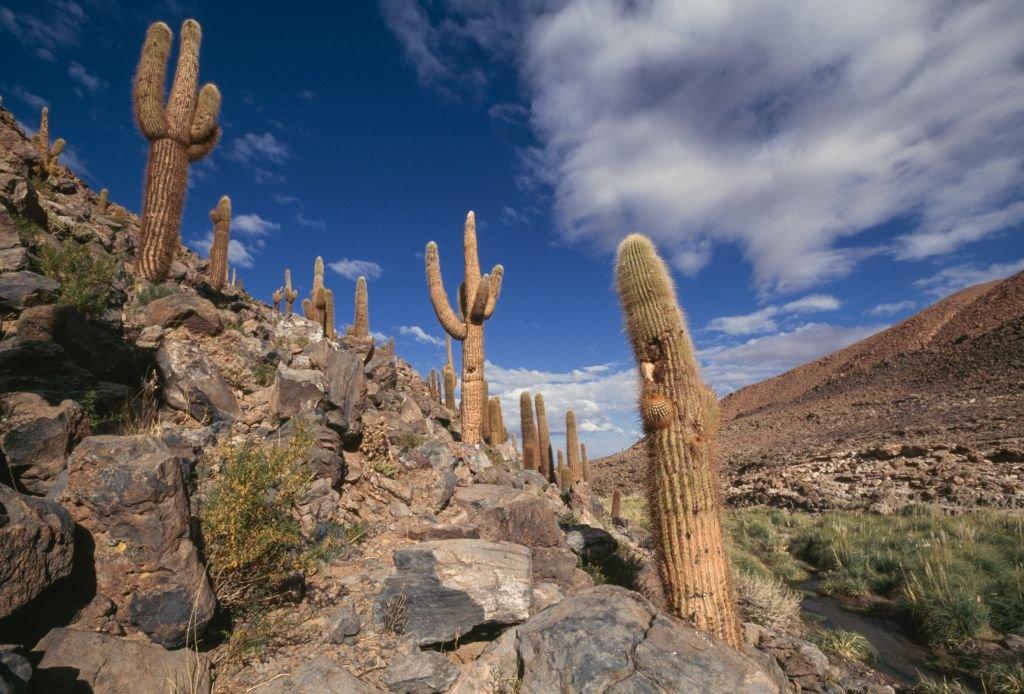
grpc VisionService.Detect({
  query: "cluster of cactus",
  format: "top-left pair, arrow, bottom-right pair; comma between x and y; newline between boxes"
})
273,269 -> 298,315
207,195 -> 231,291
425,211 -> 503,444
615,233 -> 742,648
133,19 -> 221,283
31,107 -> 64,178
300,257 -> 335,337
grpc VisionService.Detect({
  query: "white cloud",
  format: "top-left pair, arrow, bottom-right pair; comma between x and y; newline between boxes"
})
296,212 -> 326,231
0,2 -> 86,58
229,132 -> 291,165
191,233 -> 257,269
59,147 -> 90,178
398,325 -> 444,347
6,85 -> 48,110
297,88 -> 315,101
330,258 -> 382,281
67,61 -> 105,92
867,300 -> 916,317
233,213 -> 280,236
386,0 -> 1024,294
913,258 -> 1024,298
707,294 -> 840,335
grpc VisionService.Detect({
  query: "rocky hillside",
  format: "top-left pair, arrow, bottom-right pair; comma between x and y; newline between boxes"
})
593,275 -> 1024,512
0,106 -> 900,692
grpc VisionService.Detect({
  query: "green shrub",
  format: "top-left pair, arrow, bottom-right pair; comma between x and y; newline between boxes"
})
200,422 -> 315,610
39,241 -> 117,316
808,628 -> 876,663
11,213 -> 43,245
252,362 -> 276,387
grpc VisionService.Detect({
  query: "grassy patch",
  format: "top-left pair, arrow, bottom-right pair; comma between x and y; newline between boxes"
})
252,362 -> 276,387
981,662 -> 1024,694
809,628 -> 876,663
734,570 -> 803,632
39,241 -> 118,316
11,212 -> 43,245
136,283 -> 177,305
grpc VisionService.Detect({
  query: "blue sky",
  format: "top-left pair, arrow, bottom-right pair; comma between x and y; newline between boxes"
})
2,0 -> 1022,455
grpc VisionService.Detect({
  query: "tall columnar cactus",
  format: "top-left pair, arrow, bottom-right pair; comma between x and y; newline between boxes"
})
425,211 -> 504,444
488,397 -> 506,444
97,188 -> 109,212
566,410 -> 581,483
557,450 -> 570,493
611,489 -> 622,521
283,269 -> 298,315
581,442 -> 591,483
324,288 -> 336,339
480,379 -> 491,443
519,392 -> 539,471
442,336 -> 457,411
32,107 -> 64,177
534,393 -> 553,480
352,276 -> 369,338
207,195 -> 231,291
428,369 -> 439,401
615,233 -> 742,648
272,287 -> 283,313
133,20 -> 221,282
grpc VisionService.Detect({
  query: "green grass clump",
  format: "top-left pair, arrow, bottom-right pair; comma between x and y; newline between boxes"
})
982,661 -> 1024,694
911,675 -> 973,694
809,628 -> 876,663
136,283 -> 177,305
725,507 -> 813,583
39,240 -> 117,316
200,422 -> 316,610
12,213 -> 43,245
734,570 -> 803,632
252,362 -> 276,387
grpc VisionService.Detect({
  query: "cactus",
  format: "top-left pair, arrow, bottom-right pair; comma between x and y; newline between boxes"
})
534,393 -> 553,480
31,107 -> 65,177
207,195 -> 231,291
566,410 -> 581,483
487,397 -> 506,444
428,369 -> 439,401
97,188 -> 109,212
352,276 -> 369,338
283,269 -> 298,315
387,336 -> 395,357
581,442 -> 591,483
615,232 -> 741,647
424,211 -> 504,443
519,392 -> 539,471
301,297 -> 313,318
272,287 -> 283,313
442,336 -> 457,410
324,288 -> 336,339
557,449 -> 570,493
480,379 -> 491,443
312,286 -> 326,334
133,20 -> 221,282
611,489 -> 622,521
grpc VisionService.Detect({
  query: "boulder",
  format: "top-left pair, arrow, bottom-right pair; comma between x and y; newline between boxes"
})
269,363 -> 325,419
0,644 -> 31,693
514,585 -> 782,693
17,305 -> 142,384
259,657 -> 377,693
0,271 -> 58,312
375,539 -> 532,645
306,340 -> 365,432
0,486 -> 74,619
382,649 -> 460,693
0,392 -> 89,495
0,342 -> 98,403
63,435 -> 216,647
754,631 -> 830,691
31,628 -> 212,694
273,313 -> 325,348
156,338 -> 240,422
142,292 -> 223,336
453,485 -> 564,548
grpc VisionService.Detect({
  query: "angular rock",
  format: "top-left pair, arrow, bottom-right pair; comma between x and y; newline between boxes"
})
431,468 -> 458,511
453,485 -> 564,548
307,339 -> 365,432
0,245 -> 28,272
143,292 -> 223,336
269,363 -> 325,419
63,435 -> 216,647
382,649 -> 460,693
0,271 -> 58,312
156,338 -> 240,422
0,392 -> 88,495
31,628 -> 212,694
260,657 -> 377,694
0,644 -> 31,693
755,632 -> 830,692
515,585 -> 782,693
375,539 -> 532,645
530,546 -> 581,590
325,598 -> 361,645
0,486 -> 74,619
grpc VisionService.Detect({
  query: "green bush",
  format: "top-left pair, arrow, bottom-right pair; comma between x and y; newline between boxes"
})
39,241 -> 117,316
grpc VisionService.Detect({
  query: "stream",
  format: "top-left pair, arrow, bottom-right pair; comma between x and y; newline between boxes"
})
797,578 -> 942,685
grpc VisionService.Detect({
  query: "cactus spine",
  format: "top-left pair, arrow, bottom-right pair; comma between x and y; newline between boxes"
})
283,269 -> 298,315
97,188 -> 109,212
566,410 -> 581,483
32,107 -> 64,177
534,393 -> 553,480
352,276 -> 369,338
581,442 -> 591,483
207,195 -> 230,291
133,20 -> 221,282
272,288 -> 283,313
615,233 -> 741,648
424,211 -> 504,444
519,392 -> 539,471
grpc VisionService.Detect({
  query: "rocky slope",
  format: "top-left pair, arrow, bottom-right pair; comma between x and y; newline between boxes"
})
0,106 -> 897,692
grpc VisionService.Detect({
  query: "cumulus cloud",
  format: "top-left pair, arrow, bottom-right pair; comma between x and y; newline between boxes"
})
913,258 -> 1024,298
67,61 -> 105,93
867,300 -> 916,317
229,132 -> 291,166
398,325 -> 444,347
191,233 -> 257,269
385,0 -> 1024,294
233,213 -> 280,236
707,294 -> 840,335
329,258 -> 382,281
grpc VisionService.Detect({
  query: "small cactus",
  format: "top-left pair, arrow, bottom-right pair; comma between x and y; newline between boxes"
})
519,391 -> 538,471
425,211 -> 504,443
557,449 -> 570,493
133,20 -> 222,282
581,442 -> 591,483
487,397 -> 506,444
615,232 -> 741,647
31,107 -> 64,177
387,336 -> 395,357
207,195 -> 230,291
97,188 -> 109,212
324,288 -> 336,339
534,393 -> 553,480
428,369 -> 439,401
352,276 -> 369,338
283,269 -> 298,315
272,287 -> 283,313
565,410 -> 581,483
611,489 -> 622,521
443,336 -> 457,411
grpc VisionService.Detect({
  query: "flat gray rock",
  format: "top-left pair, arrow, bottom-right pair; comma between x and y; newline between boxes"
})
260,657 -> 378,693
382,649 -> 459,693
0,271 -> 58,312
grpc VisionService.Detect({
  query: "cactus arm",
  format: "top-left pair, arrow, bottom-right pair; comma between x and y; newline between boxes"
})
187,127 -> 220,162
462,211 -> 481,301
166,19 -> 201,142
190,83 -> 221,143
133,22 -> 171,139
51,138 -> 65,157
469,274 -> 491,322
425,241 -> 468,340
483,264 -> 503,319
